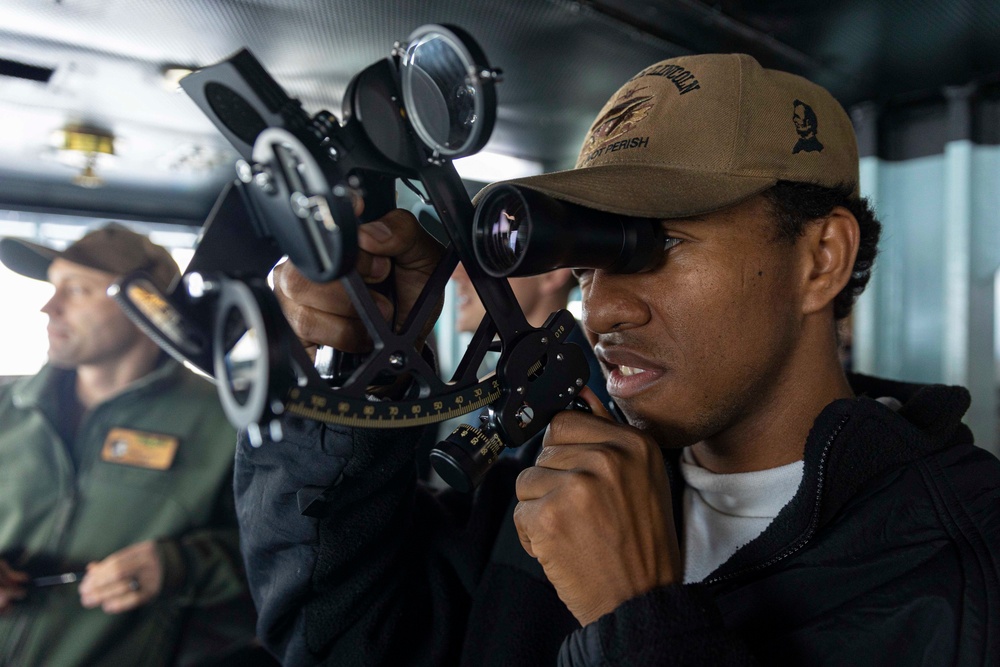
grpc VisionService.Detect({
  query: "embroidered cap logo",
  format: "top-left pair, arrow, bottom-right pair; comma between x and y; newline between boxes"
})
792,100 -> 824,154
585,86 -> 656,152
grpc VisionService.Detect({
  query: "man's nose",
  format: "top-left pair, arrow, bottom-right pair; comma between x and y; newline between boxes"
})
581,271 -> 650,335
41,292 -> 62,316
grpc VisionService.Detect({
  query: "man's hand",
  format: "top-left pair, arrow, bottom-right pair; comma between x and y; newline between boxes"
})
273,208 -> 445,355
0,560 -> 28,612
513,388 -> 682,626
78,540 -> 163,614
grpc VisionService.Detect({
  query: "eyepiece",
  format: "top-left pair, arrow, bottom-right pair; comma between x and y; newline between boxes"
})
472,184 -> 664,278
474,185 -> 531,276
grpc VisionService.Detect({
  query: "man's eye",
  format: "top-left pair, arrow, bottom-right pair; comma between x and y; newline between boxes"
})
664,236 -> 682,251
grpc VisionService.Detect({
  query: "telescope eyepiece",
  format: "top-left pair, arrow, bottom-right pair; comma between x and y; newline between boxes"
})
472,184 -> 665,278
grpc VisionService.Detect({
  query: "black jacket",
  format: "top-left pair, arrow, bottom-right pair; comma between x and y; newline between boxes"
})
235,375 -> 1000,665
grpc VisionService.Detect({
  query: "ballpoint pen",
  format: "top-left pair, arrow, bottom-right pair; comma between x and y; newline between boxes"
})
30,571 -> 86,587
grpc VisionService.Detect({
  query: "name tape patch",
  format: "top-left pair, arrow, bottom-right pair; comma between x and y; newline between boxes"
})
101,428 -> 179,470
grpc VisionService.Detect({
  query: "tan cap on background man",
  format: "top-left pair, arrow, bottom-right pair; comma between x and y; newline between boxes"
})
0,222 -> 180,291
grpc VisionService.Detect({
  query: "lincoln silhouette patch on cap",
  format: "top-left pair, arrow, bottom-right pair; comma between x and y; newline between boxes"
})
792,99 -> 824,153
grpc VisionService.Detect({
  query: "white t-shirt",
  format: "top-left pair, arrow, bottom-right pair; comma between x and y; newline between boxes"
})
678,397 -> 900,583
680,449 -> 804,583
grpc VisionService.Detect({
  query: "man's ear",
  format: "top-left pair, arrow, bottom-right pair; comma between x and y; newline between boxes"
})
539,268 -> 573,296
800,206 -> 860,316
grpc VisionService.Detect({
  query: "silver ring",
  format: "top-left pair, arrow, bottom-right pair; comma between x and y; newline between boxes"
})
127,577 -> 140,592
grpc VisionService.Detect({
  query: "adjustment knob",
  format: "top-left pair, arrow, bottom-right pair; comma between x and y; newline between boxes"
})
429,423 -> 505,492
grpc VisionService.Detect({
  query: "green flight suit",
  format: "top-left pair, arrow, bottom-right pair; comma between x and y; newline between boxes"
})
0,359 -> 247,666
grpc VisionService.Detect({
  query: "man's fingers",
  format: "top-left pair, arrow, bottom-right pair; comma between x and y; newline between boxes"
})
512,499 -> 541,559
80,577 -> 145,613
272,208 -> 444,354
79,541 -> 161,614
273,261 -> 393,352
542,408 -> 639,451
0,561 -> 28,586
516,462 -> 565,501
97,581 -> 145,614
357,210 -> 443,271
576,386 -> 613,420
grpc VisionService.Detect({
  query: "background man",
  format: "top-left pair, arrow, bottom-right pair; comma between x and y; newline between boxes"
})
0,224 -> 256,666
235,54 -> 1000,665
452,263 -> 575,333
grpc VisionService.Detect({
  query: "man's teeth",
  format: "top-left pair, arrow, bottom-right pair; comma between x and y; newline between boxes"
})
619,365 -> 646,376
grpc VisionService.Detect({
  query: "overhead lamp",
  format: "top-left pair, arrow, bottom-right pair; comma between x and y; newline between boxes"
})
453,150 -> 543,182
52,124 -> 117,188
160,64 -> 196,92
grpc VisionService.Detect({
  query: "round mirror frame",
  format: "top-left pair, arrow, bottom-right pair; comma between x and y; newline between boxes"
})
400,24 -> 497,158
213,280 -> 272,429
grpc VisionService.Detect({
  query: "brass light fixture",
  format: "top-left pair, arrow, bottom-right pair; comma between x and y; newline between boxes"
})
54,124 -> 116,188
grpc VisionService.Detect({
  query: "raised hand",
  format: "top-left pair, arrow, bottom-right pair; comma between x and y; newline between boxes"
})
273,208 -> 445,356
514,388 -> 682,626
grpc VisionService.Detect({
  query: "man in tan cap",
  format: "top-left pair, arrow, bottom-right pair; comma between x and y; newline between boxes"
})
233,54 -> 1000,665
0,224 -> 258,665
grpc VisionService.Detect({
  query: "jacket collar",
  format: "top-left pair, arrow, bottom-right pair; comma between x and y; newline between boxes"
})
11,355 -> 183,412
672,374 -> 973,585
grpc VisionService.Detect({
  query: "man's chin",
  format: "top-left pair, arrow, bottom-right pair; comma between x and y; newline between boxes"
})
621,408 -> 702,450
46,353 -> 78,370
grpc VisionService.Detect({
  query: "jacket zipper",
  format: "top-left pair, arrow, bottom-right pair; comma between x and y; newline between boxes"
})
701,414 -> 850,586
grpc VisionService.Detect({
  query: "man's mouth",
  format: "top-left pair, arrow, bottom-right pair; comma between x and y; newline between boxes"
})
596,346 -> 666,400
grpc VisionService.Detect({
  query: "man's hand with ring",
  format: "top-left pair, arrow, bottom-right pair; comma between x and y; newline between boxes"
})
78,540 -> 164,614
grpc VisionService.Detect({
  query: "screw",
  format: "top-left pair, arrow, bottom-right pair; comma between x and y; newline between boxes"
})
576,378 -> 584,387
235,159 -> 253,184
516,386 -> 525,395
328,146 -> 339,160
254,170 -> 276,195
515,405 -> 534,428
389,352 -> 406,369
268,419 -> 284,442
540,337 -> 548,345
556,353 -> 564,361
184,272 -> 218,299
290,192 -> 311,218
247,423 -> 263,448
480,67 -> 503,82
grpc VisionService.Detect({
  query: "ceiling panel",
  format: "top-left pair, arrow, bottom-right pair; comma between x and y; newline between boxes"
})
0,0 -> 998,224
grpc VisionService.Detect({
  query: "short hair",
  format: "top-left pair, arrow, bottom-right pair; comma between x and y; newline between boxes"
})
762,181 -> 881,321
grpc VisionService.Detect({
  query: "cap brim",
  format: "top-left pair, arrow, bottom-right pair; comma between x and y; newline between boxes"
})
475,165 -> 778,219
0,238 -> 59,281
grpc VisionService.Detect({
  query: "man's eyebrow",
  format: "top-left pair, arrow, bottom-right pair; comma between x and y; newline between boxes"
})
661,214 -> 707,224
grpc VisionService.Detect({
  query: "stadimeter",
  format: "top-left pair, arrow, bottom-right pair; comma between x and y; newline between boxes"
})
110,25 -> 592,491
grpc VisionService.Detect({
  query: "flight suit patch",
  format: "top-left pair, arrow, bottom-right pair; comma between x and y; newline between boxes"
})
101,428 -> 179,470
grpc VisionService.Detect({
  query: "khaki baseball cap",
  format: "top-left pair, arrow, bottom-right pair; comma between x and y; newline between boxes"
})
478,53 -> 859,218
0,222 -> 180,292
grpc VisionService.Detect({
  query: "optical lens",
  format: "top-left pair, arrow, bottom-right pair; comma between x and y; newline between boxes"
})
478,193 -> 529,275
221,306 -> 260,407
